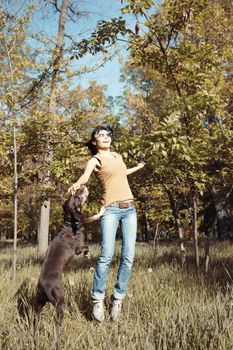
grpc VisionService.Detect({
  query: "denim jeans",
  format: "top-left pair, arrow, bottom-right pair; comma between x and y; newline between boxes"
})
92,204 -> 137,300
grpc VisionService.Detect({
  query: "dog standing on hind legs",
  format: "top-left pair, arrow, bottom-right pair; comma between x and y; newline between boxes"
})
34,185 -> 96,349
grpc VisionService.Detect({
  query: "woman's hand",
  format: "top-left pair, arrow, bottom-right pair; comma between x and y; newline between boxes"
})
137,162 -> 145,170
84,206 -> 106,224
126,161 -> 145,175
68,182 -> 80,195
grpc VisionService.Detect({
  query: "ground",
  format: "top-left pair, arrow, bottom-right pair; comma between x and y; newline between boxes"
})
0,240 -> 232,349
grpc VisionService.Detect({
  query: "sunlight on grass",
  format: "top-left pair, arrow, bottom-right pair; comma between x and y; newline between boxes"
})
0,241 -> 232,349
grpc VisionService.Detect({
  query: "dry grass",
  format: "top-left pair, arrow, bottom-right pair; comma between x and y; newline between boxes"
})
0,240 -> 232,350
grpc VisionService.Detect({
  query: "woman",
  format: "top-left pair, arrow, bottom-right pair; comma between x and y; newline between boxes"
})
68,125 -> 145,322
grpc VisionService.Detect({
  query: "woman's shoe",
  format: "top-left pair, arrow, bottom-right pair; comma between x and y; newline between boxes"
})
92,300 -> 105,322
110,295 -> 122,321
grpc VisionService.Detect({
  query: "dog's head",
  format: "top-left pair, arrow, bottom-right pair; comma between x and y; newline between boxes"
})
63,185 -> 89,226
69,185 -> 89,218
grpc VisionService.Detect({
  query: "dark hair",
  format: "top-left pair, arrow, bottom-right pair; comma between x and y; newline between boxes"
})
85,125 -> 113,155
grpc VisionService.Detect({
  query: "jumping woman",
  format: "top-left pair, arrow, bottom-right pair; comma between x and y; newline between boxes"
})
68,125 -> 145,322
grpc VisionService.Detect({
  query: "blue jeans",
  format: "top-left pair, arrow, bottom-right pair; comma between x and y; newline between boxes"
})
92,205 -> 137,300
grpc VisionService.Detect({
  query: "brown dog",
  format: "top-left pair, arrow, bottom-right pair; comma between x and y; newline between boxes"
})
34,185 -> 89,333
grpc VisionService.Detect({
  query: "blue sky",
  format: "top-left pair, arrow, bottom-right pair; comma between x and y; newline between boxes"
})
26,0 -> 137,98
4,1 -> 155,100
65,0 -> 129,97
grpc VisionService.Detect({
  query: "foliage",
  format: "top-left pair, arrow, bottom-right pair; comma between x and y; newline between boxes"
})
0,0 -> 232,240
0,6 -> 115,237
118,0 -> 233,238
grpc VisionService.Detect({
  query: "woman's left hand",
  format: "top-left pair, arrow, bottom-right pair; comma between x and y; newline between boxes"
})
137,162 -> 145,170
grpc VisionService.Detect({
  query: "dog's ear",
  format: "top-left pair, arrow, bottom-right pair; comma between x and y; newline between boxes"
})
62,199 -> 69,212
68,195 -> 82,220
63,198 -> 73,223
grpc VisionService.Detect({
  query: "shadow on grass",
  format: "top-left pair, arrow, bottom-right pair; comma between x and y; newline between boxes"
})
7,239 -> 233,325
3,240 -> 233,288
0,253 -> 44,270
73,288 -> 93,321
66,255 -> 98,272
134,240 -> 233,290
0,244 -> 121,273
14,275 -> 95,323
14,278 -> 35,327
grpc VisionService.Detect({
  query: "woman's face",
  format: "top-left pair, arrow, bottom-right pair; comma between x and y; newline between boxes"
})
93,130 -> 112,150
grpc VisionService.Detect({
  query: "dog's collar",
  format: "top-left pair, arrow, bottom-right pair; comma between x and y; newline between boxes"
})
64,221 -> 75,226
64,221 -> 82,234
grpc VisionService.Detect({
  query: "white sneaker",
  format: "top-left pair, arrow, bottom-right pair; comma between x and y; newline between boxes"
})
92,300 -> 105,322
110,296 -> 122,321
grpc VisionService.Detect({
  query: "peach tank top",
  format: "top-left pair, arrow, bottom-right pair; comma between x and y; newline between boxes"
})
93,152 -> 133,206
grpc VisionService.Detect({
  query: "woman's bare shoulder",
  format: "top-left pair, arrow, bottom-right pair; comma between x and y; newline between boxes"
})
88,157 -> 99,163
89,156 -> 101,171
86,157 -> 100,168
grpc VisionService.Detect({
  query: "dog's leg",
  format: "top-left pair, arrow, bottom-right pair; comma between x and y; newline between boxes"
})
34,302 -> 44,330
34,289 -> 47,330
56,300 -> 65,326
55,301 -> 64,350
53,289 -> 65,350
52,288 -> 65,326
34,289 -> 47,348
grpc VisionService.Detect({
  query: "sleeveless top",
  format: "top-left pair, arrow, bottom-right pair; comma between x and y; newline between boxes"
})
93,152 -> 134,206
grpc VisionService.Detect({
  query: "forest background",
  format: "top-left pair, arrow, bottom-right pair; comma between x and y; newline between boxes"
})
0,0 -> 233,264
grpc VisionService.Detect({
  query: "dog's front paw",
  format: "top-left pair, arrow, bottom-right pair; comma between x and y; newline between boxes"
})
84,251 -> 91,259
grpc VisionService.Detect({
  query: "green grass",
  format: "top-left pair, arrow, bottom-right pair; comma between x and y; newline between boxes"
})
0,240 -> 232,349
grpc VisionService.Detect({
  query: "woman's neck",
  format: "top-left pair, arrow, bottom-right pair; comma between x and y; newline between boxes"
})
97,148 -> 112,157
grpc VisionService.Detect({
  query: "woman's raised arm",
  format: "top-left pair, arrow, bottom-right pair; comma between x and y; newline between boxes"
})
126,162 -> 145,176
68,158 -> 99,194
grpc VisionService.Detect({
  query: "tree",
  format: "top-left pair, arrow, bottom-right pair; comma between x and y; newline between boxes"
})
0,7 -> 38,279
73,0 -> 233,270
37,0 -> 70,255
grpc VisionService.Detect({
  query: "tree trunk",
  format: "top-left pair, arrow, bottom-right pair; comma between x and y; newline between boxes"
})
176,215 -> 186,268
38,199 -> 51,254
211,186 -> 233,241
205,234 -> 210,275
193,196 -> 199,276
165,188 -> 186,267
143,210 -> 151,242
38,0 -> 69,255
153,222 -> 160,248
204,216 -> 217,275
0,230 -> 6,241
4,40 -> 19,279
12,125 -> 18,281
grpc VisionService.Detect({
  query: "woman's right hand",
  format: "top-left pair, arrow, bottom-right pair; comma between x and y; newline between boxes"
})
68,182 -> 80,195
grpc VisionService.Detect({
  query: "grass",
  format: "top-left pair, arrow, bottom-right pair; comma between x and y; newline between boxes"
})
0,239 -> 232,350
